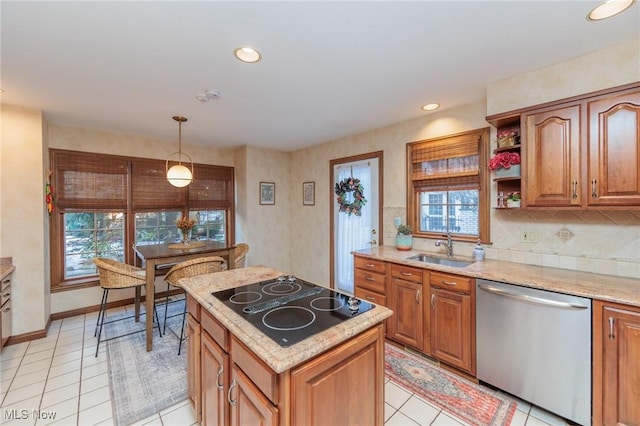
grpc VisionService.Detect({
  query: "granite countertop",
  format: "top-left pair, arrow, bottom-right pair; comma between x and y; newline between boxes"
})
180,266 -> 393,374
354,246 -> 640,308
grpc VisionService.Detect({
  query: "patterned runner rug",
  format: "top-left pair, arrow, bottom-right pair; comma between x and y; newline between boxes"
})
385,343 -> 516,426
105,300 -> 187,426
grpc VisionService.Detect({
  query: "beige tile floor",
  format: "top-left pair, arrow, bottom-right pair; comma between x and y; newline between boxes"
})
1,305 -> 573,426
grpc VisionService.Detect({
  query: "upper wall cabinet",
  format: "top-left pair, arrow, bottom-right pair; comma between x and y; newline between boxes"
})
523,103 -> 582,207
587,89 -> 640,206
488,82 -> 640,209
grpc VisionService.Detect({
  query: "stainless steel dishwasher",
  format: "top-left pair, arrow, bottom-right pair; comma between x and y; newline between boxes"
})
476,279 -> 591,425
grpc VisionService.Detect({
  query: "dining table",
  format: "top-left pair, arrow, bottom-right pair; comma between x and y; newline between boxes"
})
133,240 -> 236,351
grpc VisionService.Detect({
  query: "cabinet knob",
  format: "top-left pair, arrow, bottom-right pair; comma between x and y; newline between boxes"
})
364,276 -> 375,281
591,179 -> 598,198
572,181 -> 578,199
441,280 -> 457,287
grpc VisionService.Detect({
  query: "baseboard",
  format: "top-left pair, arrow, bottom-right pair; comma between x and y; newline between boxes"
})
5,288 -> 183,346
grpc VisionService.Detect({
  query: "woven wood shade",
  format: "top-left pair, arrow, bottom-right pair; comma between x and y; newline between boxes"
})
50,149 -> 234,212
52,150 -> 128,209
409,133 -> 480,185
188,165 -> 234,210
132,159 -> 186,210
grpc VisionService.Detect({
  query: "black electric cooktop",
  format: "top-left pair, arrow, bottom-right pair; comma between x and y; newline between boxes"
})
211,275 -> 375,347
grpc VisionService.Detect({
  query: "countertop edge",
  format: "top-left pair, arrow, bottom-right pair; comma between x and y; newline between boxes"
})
354,247 -> 640,308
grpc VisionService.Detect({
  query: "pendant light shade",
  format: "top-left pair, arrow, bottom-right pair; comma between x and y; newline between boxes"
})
166,116 -> 194,187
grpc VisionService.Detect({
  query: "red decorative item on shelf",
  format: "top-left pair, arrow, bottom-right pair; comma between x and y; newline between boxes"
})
489,152 -> 520,171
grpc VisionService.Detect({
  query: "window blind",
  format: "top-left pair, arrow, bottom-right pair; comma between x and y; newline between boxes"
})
52,150 -> 128,209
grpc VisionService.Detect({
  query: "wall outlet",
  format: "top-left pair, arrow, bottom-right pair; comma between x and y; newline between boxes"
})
522,231 -> 538,243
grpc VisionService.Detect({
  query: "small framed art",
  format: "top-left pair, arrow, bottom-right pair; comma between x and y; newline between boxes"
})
260,182 -> 275,205
303,182 -> 315,206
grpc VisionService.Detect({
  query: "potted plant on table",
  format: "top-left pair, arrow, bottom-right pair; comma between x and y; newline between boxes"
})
395,224 -> 413,251
176,216 -> 196,245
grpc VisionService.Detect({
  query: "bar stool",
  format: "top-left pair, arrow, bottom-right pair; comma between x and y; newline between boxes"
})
93,258 -> 162,357
164,256 -> 225,354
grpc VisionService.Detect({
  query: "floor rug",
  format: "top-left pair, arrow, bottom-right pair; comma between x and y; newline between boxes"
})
385,343 -> 516,426
105,300 -> 187,426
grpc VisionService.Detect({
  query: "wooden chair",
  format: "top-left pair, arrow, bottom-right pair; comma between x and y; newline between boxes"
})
164,256 -> 225,354
234,243 -> 249,268
93,258 -> 162,357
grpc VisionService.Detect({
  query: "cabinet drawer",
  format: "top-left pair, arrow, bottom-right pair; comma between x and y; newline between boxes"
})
231,336 -> 278,404
355,287 -> 387,307
1,276 -> 11,293
355,268 -> 386,294
390,264 -> 423,284
430,271 -> 471,293
1,284 -> 10,307
201,308 -> 228,352
354,257 -> 386,275
186,294 -> 200,321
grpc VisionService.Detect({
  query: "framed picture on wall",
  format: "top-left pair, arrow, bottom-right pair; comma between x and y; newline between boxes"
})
260,182 -> 275,205
303,182 -> 315,206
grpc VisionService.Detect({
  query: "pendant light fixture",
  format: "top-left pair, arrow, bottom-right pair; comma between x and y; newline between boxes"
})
166,116 -> 194,187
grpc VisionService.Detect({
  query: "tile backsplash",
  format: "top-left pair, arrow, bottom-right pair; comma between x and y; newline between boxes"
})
385,207 -> 640,279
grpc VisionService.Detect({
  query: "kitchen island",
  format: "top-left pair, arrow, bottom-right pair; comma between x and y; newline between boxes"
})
180,266 -> 393,426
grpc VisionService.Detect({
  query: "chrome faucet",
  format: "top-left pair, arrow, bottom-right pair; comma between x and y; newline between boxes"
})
435,233 -> 454,257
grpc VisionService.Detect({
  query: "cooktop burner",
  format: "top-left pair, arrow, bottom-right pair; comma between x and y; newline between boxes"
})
212,275 -> 374,347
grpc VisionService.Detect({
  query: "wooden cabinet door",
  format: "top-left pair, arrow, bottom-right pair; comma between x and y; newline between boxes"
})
201,331 -> 229,426
430,287 -> 471,372
524,104 -> 582,207
594,301 -> 640,426
588,90 -> 640,206
229,365 -> 278,426
388,277 -> 423,350
186,313 -> 202,422
291,325 -> 384,426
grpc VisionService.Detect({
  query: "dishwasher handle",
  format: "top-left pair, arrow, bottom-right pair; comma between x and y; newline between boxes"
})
478,284 -> 589,310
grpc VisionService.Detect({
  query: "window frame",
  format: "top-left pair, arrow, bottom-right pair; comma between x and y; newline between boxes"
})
406,128 -> 490,244
49,149 -> 235,292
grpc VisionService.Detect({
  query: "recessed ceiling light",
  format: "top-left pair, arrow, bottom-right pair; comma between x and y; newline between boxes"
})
588,0 -> 635,20
422,103 -> 440,111
234,47 -> 261,63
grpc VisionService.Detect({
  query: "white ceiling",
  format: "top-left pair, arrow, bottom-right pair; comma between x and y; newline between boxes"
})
2,1 -> 639,151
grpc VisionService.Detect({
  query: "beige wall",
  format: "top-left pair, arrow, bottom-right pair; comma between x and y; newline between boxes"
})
487,39 -> 640,115
289,40 -> 640,285
1,105 -> 50,334
1,40 -> 639,337
288,100 -> 489,285
242,146 -> 291,273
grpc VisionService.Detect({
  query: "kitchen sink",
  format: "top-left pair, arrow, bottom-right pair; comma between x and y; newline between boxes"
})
406,254 -> 474,268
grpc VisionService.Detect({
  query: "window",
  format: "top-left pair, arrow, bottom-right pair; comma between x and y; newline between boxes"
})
419,190 -> 478,235
407,128 -> 490,243
135,211 -> 182,245
50,149 -> 235,291
64,212 -> 125,279
191,210 -> 226,242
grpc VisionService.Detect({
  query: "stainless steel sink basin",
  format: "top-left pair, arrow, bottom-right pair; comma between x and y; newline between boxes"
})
407,254 -> 474,268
